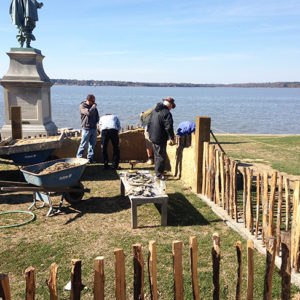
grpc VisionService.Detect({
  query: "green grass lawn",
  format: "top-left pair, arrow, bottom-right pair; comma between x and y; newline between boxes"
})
0,134 -> 299,299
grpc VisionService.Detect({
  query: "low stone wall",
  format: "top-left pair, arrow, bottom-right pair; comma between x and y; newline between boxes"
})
53,128 -> 147,162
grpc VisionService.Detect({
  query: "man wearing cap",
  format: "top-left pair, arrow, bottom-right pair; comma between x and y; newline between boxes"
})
76,94 -> 99,164
147,97 -> 176,180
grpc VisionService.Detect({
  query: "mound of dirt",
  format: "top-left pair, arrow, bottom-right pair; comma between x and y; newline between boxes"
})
38,162 -> 78,175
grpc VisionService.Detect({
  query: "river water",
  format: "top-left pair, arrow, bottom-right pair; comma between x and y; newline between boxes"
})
0,86 -> 299,134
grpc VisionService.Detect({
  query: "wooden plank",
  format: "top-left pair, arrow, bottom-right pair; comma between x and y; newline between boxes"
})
94,256 -> 105,300
235,241 -> 242,300
212,233 -> 220,300
263,237 -> 276,300
46,263 -> 58,300
11,106 -> 22,139
114,248 -> 126,300
255,174 -> 261,238
276,175 -> 283,256
0,274 -> 11,300
25,266 -> 36,300
242,167 -> 247,228
281,231 -> 291,300
268,172 -> 277,238
133,244 -> 144,300
246,168 -> 253,234
215,150 -> 220,205
70,259 -> 82,300
189,236 -> 200,300
148,241 -> 158,300
202,142 -> 209,195
210,146 -> 216,202
247,240 -> 254,300
220,152 -> 225,209
207,145 -> 215,200
173,241 -> 184,300
262,172 -> 269,245
284,178 -> 290,231
194,117 -> 211,194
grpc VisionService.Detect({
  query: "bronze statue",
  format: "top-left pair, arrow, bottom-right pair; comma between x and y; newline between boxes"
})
9,0 -> 43,48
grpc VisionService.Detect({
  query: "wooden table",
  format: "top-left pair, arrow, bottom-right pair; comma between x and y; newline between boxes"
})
119,172 -> 168,229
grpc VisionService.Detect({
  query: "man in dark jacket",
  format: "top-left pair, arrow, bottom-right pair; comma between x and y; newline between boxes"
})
148,97 -> 176,179
76,94 -> 99,163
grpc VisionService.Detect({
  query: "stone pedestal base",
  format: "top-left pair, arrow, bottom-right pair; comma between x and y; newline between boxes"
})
0,48 -> 57,139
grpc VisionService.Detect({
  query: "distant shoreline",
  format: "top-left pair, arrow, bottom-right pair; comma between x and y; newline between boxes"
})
50,79 -> 300,88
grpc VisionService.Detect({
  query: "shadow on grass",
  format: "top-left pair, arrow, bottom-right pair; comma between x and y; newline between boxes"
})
210,141 -> 249,145
61,195 -> 131,224
0,193 -> 32,205
0,169 -> 25,182
164,192 -> 210,226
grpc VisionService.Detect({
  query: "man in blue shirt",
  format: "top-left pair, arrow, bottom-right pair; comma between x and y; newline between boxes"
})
99,114 -> 121,170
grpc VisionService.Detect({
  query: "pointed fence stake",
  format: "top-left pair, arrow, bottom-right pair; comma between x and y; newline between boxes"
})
94,256 -> 105,300
189,236 -> 200,300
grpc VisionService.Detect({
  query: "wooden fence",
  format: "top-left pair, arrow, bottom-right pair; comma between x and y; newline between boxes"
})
202,142 -> 300,272
0,234 -> 292,300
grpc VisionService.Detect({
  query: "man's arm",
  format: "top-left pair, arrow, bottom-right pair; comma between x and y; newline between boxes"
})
163,112 -> 175,141
79,103 -> 96,116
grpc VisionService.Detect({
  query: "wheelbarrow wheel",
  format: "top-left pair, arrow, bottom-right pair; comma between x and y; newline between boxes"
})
65,182 -> 84,204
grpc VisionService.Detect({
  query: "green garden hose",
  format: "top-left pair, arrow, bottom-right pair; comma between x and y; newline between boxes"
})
0,211 -> 36,229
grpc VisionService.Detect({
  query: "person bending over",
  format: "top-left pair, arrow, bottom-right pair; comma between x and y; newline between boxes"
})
99,114 -> 121,170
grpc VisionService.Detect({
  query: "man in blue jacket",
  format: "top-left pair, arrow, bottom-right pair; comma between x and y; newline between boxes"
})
76,94 -> 99,164
148,97 -> 176,179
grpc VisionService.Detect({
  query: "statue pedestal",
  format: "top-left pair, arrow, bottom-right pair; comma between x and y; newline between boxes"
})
0,48 -> 57,139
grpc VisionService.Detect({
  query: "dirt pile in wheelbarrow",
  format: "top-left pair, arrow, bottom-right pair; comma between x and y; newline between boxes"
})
38,162 -> 79,175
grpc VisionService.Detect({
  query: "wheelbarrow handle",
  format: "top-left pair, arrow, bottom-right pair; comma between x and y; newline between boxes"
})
0,180 -> 33,187
1,186 -> 84,193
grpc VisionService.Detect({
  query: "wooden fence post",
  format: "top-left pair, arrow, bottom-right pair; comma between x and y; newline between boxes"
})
229,161 -> 234,218
207,145 -> 215,200
148,241 -> 158,300
220,152 -> 225,209
255,174 -> 261,238
268,172 -> 277,238
0,274 -> 11,300
293,181 -> 300,272
114,249 -> 126,300
189,236 -> 200,300
284,178 -> 290,231
262,172 -> 269,245
215,150 -> 220,206
202,142 -> 209,195
232,161 -> 238,220
263,237 -> 276,300
281,231 -> 291,300
242,167 -> 247,227
276,175 -> 283,256
194,116 -> 211,194
70,259 -> 82,300
94,256 -> 105,300
225,157 -> 230,214
25,266 -> 36,300
46,263 -> 58,300
133,244 -> 144,300
173,241 -> 184,300
235,241 -> 242,300
246,168 -> 254,234
247,240 -> 254,300
212,233 -> 220,300
11,106 -> 22,139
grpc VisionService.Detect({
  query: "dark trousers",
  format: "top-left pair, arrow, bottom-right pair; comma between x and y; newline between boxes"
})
101,129 -> 120,167
152,142 -> 167,177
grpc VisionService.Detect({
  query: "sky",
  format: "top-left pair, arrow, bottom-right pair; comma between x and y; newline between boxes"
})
0,0 -> 300,84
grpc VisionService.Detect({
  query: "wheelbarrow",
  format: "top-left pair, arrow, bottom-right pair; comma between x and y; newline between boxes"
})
0,132 -> 65,165
0,158 -> 90,216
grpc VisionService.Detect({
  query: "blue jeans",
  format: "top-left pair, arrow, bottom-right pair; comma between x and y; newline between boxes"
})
76,129 -> 97,161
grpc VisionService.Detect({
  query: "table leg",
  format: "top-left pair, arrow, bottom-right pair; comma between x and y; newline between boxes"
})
120,180 -> 125,196
131,201 -> 138,229
161,199 -> 168,226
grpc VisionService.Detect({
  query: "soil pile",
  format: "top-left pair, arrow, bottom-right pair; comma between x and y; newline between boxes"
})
38,162 -> 78,175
